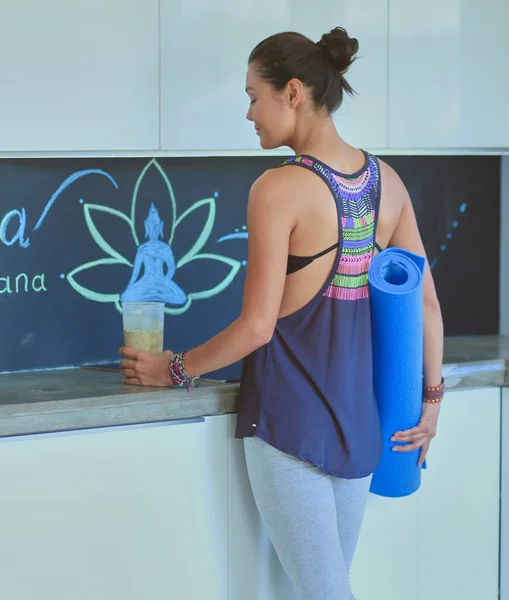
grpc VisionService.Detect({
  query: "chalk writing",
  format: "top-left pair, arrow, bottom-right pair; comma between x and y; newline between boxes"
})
0,273 -> 47,294
0,169 -> 118,249
0,209 -> 29,247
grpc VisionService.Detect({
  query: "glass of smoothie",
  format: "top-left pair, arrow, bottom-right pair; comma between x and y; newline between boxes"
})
122,302 -> 164,353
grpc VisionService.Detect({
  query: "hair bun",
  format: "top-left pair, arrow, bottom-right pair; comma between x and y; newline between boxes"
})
317,27 -> 359,73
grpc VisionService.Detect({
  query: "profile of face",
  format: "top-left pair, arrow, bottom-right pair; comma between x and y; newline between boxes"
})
244,29 -> 359,150
245,63 -> 305,150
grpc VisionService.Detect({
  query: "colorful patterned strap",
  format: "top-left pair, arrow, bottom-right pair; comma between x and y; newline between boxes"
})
281,152 -> 381,301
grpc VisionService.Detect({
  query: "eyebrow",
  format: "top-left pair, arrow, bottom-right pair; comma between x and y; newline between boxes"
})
245,86 -> 255,93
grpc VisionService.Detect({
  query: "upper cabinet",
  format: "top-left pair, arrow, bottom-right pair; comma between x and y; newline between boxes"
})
0,0 -> 159,152
160,0 -> 388,152
2,0 -> 508,153
389,0 -> 509,148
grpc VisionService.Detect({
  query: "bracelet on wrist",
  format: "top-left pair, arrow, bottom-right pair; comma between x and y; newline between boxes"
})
423,376 -> 444,404
169,351 -> 200,392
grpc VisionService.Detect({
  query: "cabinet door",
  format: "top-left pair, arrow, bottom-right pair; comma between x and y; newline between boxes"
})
389,0 -> 509,148
350,492 -> 419,600
0,0 -> 159,151
228,412 -> 419,600
227,416 -> 294,600
160,0 -> 388,153
0,416 -> 228,600
502,389 -> 509,600
418,387 -> 500,600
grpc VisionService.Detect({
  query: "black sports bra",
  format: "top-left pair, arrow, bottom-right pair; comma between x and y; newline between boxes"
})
287,242 -> 383,275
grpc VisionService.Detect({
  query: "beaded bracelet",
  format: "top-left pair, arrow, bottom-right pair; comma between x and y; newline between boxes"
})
423,376 -> 445,404
169,351 -> 200,392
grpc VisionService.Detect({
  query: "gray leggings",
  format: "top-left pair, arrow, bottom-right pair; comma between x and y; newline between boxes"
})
244,436 -> 371,600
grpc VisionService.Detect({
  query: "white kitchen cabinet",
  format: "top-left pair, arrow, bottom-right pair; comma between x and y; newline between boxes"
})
418,387 -> 500,600
226,415 -> 294,600
228,385 -> 501,600
160,0 -> 388,153
0,0 -> 159,151
502,389 -> 509,600
1,388 -> 500,600
351,492 -> 419,600
0,416 -> 228,600
353,386 -> 501,600
389,0 -> 509,148
227,409 -> 420,600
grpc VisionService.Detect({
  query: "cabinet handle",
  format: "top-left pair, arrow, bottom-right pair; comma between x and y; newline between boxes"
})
152,417 -> 205,427
0,417 -> 206,442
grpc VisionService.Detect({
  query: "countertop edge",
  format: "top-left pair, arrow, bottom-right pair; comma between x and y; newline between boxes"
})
1,357 -> 507,439
0,385 -> 239,438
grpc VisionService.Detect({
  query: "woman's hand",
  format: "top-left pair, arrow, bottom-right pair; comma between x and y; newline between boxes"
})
391,402 -> 441,467
119,347 -> 174,387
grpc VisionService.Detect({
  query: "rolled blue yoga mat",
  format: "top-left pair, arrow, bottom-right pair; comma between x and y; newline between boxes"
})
368,248 -> 426,498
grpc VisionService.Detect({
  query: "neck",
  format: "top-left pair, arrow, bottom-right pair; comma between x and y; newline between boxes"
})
289,114 -> 347,157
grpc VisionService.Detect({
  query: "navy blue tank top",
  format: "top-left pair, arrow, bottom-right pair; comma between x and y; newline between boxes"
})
235,151 -> 383,479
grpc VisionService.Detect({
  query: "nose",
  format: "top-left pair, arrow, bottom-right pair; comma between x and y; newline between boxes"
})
246,105 -> 253,122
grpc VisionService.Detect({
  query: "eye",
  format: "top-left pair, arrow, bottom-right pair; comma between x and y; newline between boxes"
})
250,99 -> 256,105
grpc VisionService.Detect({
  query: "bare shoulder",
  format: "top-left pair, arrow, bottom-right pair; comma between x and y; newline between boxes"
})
248,166 -> 308,216
374,158 -> 417,248
379,159 -> 411,212
378,159 -> 410,209
245,168 -> 296,243
250,165 -> 306,196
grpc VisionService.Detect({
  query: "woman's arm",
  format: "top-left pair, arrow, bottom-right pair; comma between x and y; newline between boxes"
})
120,169 -> 295,385
387,185 -> 444,388
382,165 -> 444,466
184,170 -> 294,375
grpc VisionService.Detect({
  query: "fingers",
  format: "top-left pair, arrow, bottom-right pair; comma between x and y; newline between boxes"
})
392,423 -> 436,442
392,436 -> 432,457
418,442 -> 430,467
392,441 -> 422,453
124,377 -> 141,386
392,426 -> 420,439
119,347 -> 139,359
122,368 -> 138,378
394,425 -> 420,437
120,358 -> 137,371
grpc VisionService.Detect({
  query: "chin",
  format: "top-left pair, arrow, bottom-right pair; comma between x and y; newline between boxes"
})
259,136 -> 283,150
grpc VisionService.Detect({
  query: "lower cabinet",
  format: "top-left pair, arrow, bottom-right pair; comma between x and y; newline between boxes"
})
417,387 -> 500,600
0,416 -> 228,600
351,491 -> 419,599
352,386 -> 501,600
226,415 -> 294,600
502,388 -> 509,600
0,388 -> 501,600
228,388 -> 501,600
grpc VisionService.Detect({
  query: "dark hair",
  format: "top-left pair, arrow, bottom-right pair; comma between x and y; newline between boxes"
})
248,27 -> 359,114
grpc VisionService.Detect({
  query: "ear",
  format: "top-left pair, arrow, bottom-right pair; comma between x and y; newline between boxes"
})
286,78 -> 304,108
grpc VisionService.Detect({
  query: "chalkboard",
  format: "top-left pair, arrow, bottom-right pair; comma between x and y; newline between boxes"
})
0,154 -> 500,379
384,155 -> 500,336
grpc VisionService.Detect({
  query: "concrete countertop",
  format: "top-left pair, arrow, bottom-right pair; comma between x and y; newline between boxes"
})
1,335 -> 508,438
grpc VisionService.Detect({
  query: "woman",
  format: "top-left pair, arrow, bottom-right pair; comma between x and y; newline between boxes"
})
120,27 -> 444,600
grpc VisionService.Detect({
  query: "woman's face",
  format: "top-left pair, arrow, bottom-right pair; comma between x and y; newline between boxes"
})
245,63 -> 296,149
